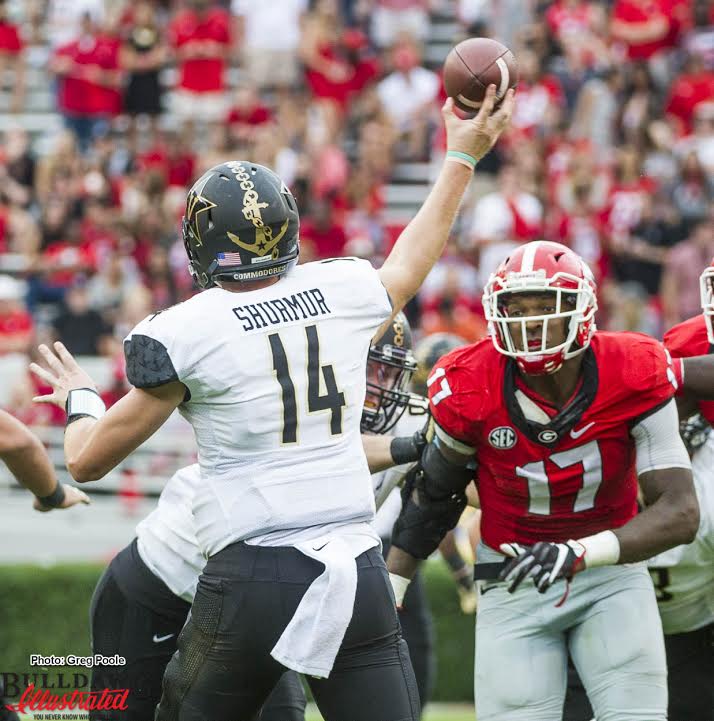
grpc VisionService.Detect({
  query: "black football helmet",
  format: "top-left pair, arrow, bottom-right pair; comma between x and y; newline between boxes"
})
182,161 -> 300,288
411,333 -> 467,395
362,312 -> 418,434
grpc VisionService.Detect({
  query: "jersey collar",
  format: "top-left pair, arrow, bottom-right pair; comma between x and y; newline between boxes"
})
504,348 -> 599,448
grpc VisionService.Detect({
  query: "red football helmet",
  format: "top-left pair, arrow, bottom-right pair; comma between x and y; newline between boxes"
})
482,241 -> 598,375
700,256 -> 714,344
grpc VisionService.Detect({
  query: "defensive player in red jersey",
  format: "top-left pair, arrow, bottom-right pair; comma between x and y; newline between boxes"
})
650,258 -> 714,721
387,240 -> 698,721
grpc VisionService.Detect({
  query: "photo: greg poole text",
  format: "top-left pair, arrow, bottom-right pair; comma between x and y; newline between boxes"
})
29,654 -> 126,668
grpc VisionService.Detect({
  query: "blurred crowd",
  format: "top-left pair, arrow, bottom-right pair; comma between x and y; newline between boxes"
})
0,0 -> 713,423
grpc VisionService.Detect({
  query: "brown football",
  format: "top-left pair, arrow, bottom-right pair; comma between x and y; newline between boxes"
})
443,38 -> 518,116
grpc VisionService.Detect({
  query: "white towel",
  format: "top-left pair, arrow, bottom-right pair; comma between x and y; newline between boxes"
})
270,532 -> 379,678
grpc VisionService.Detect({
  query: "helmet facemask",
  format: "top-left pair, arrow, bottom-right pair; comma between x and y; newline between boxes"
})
484,270 -> 597,375
700,265 -> 714,344
361,344 -> 418,434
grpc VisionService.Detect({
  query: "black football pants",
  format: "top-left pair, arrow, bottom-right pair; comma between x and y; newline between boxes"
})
381,540 -> 435,713
155,542 -> 421,721
89,539 -> 306,721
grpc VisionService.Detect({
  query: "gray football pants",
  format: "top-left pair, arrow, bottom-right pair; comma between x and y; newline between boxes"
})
474,544 -> 667,721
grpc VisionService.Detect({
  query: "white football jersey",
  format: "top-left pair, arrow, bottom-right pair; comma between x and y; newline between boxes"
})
125,258 -> 392,556
372,399 -> 427,539
648,434 -> 714,634
136,464 -> 204,602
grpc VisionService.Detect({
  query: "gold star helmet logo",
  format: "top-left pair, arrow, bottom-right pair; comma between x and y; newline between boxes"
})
185,173 -> 217,247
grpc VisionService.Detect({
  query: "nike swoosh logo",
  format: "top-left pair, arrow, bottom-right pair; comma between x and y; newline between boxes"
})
152,633 -> 175,643
570,422 -> 595,439
313,542 -> 329,551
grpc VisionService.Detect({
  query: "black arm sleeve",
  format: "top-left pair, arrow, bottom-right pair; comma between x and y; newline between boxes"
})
123,335 -> 181,390
390,441 -> 473,560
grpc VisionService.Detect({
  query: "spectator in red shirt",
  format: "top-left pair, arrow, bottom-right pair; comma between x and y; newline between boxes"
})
546,0 -> 610,70
169,0 -> 232,127
299,198 -> 347,259
0,0 -> 25,112
665,53 -> 714,135
51,13 -> 123,152
610,0 -> 685,87
0,274 -> 32,356
301,4 -> 379,114
136,131 -> 197,189
27,219 -> 97,311
602,146 -> 657,248
225,83 -> 273,145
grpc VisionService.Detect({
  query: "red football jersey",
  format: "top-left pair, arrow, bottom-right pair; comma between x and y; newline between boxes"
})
663,314 -> 714,425
428,332 -> 676,548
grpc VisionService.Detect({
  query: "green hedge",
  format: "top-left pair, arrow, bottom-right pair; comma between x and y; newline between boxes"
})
0,560 -> 475,702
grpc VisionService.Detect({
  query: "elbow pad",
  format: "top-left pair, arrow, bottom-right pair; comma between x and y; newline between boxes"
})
390,444 -> 472,560
421,441 -> 474,499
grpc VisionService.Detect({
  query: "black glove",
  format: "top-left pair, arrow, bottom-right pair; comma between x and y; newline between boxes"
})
680,413 -> 711,455
498,541 -> 586,594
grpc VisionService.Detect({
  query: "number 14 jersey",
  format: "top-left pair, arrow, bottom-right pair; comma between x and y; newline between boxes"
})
428,332 -> 677,549
124,258 -> 392,556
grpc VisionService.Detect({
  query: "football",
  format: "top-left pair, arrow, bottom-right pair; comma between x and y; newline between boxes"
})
443,37 -> 518,116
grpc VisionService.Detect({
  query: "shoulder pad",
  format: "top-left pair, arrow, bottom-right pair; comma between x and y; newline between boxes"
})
595,333 -> 676,420
427,340 -> 497,446
664,315 -> 710,359
124,334 -> 180,389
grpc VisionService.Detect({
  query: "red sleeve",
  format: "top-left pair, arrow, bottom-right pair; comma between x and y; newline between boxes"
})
427,347 -> 485,449
621,336 -> 677,421
663,315 -> 710,359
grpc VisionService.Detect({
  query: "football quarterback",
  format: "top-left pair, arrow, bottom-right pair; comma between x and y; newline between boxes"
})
31,86 -> 515,721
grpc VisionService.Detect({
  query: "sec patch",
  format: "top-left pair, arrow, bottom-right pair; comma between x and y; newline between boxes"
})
489,426 -> 517,449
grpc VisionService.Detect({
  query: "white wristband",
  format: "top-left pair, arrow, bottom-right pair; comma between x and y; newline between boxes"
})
388,573 -> 411,608
576,530 -> 620,568
66,388 -> 106,421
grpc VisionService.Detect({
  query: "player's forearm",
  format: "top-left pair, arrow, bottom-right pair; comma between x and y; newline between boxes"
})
1,425 -> 57,497
64,417 -> 104,482
362,432 -> 425,473
680,355 -> 714,399
614,471 -> 699,563
362,434 -> 394,473
386,545 -> 421,582
65,386 -> 183,482
379,161 -> 472,310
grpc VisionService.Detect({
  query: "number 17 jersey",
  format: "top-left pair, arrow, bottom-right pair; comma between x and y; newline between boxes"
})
124,258 -> 392,556
428,332 -> 676,549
